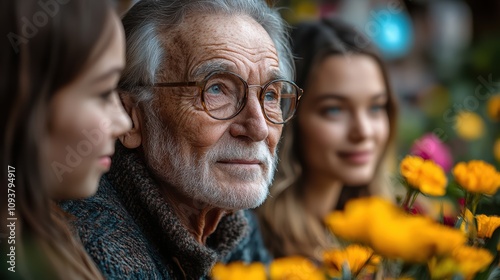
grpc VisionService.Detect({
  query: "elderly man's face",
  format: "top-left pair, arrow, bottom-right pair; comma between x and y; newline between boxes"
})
143,13 -> 282,210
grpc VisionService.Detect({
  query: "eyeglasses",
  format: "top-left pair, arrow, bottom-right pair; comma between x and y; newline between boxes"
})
152,71 -> 303,124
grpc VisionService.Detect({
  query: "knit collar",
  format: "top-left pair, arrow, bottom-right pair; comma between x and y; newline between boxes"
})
107,142 -> 249,279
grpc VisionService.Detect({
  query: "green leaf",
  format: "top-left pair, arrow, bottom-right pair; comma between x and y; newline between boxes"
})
474,233 -> 499,280
439,202 -> 445,224
455,216 -> 464,229
486,267 -> 500,280
452,274 -> 465,280
475,261 -> 497,280
380,259 -> 404,278
484,226 -> 500,255
402,263 -> 430,279
447,181 -> 465,198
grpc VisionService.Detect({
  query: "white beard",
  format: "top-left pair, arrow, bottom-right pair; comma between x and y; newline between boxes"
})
143,112 -> 276,210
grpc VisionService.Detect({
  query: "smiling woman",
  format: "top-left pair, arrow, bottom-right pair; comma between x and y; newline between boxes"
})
0,0 -> 130,279
256,17 -> 399,262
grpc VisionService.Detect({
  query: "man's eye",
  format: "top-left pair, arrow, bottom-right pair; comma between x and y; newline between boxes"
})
264,90 -> 279,102
206,84 -> 223,95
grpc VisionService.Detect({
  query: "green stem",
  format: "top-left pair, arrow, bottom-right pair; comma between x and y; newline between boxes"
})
461,192 -> 469,219
409,191 -> 419,211
402,189 -> 416,213
353,252 -> 375,279
471,193 -> 481,216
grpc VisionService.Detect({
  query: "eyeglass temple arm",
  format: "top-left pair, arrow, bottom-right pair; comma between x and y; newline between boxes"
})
153,81 -> 199,87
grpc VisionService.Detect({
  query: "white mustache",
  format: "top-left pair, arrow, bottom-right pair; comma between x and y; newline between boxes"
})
206,142 -> 273,166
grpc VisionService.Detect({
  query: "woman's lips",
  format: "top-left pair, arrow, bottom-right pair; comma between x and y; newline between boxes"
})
338,151 -> 372,165
98,156 -> 112,169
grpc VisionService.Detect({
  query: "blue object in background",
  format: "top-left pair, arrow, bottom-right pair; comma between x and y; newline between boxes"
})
367,7 -> 413,60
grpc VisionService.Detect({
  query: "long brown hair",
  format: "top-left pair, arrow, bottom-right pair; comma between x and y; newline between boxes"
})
1,1 -> 116,278
257,17 -> 398,261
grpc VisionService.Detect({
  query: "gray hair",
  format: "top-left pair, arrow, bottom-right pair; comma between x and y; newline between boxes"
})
118,0 -> 294,104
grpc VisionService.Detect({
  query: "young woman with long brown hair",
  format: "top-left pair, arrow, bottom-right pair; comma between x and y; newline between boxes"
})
257,17 -> 398,262
1,0 -> 131,278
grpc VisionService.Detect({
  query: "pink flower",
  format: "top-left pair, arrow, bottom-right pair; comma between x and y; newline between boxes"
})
410,133 -> 453,172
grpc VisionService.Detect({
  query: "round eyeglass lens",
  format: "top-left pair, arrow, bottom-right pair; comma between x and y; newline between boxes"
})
202,72 -> 246,119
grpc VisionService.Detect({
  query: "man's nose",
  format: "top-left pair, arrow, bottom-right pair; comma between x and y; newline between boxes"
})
229,89 -> 269,142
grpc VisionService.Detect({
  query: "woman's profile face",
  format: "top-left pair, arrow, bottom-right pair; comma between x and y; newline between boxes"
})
298,54 -> 389,186
46,13 -> 131,199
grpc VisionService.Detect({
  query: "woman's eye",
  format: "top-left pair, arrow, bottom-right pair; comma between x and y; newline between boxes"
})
206,84 -> 223,95
99,90 -> 113,101
370,104 -> 386,113
324,106 -> 343,116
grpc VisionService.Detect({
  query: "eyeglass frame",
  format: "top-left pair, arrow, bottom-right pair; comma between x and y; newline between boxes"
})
150,71 -> 303,124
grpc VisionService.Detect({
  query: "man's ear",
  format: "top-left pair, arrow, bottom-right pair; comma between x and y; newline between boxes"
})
119,93 -> 143,149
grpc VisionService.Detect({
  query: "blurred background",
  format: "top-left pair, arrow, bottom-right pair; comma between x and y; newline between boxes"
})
276,0 -> 500,168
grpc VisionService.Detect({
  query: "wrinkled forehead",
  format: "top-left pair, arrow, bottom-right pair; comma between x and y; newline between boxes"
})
160,13 -> 282,81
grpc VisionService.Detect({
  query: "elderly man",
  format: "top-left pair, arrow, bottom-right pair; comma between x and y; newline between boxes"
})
61,0 -> 301,278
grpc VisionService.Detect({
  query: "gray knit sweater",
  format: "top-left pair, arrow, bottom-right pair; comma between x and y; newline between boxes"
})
60,143 -> 271,279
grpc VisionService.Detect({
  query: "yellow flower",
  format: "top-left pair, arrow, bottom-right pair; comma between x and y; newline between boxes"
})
369,215 -> 431,262
211,262 -> 266,280
459,208 -> 475,236
452,246 -> 494,280
488,95 -> 500,121
370,215 -> 465,263
453,160 -> 500,195
454,111 -> 485,140
424,223 -> 467,257
325,197 -> 466,263
494,138 -> 500,162
325,198 -> 379,244
269,256 -> 324,280
429,246 -> 494,280
476,215 -> 500,238
400,156 -> 448,196
363,254 -> 381,275
323,245 -> 375,276
428,256 -> 460,280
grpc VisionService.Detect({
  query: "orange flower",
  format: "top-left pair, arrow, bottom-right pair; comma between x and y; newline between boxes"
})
453,160 -> 500,195
323,244 -> 376,276
428,246 -> 494,280
428,256 -> 460,280
476,215 -> 500,239
452,246 -> 494,280
269,256 -> 324,280
400,156 -> 448,196
325,199 -> 375,244
211,262 -> 266,280
488,95 -> 500,122
459,208 -> 475,237
369,215 -> 465,263
494,138 -> 500,162
455,111 -> 485,140
325,197 -> 466,263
